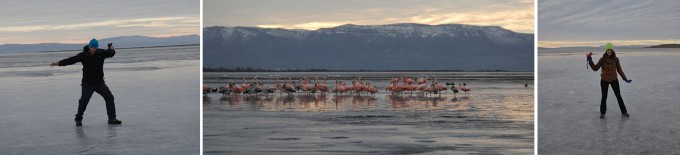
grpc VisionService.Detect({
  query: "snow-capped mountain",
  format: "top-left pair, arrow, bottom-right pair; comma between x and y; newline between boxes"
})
0,35 -> 199,54
204,23 -> 533,71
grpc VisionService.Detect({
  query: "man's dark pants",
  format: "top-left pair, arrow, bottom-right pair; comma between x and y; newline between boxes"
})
75,82 -> 116,121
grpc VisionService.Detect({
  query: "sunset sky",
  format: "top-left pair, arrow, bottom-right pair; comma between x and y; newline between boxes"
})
204,0 -> 534,33
0,0 -> 199,44
538,0 -> 680,48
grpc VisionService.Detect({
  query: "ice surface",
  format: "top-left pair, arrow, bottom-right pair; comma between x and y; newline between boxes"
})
0,45 -> 200,154
538,48 -> 680,154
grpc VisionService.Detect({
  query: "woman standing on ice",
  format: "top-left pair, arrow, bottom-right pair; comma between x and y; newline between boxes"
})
587,43 -> 632,118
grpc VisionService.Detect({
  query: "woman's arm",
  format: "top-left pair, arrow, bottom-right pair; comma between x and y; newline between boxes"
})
616,58 -> 629,81
589,57 -> 603,71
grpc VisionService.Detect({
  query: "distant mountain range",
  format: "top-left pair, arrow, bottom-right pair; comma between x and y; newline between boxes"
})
539,45 -> 649,50
204,23 -> 534,71
0,35 -> 199,54
647,44 -> 680,48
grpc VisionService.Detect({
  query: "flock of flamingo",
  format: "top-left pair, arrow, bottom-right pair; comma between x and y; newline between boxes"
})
203,75 -> 471,97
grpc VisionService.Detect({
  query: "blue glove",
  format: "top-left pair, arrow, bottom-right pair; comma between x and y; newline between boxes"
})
625,79 -> 632,83
587,56 -> 593,63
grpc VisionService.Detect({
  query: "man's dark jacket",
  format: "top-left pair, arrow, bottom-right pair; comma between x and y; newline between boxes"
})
58,46 -> 115,84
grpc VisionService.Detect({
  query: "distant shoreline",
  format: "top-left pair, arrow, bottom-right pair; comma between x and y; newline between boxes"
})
646,44 -> 680,48
34,44 -> 199,53
204,68 -> 532,73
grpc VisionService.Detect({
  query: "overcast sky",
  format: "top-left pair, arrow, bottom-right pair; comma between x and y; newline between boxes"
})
205,0 -> 534,33
0,0 -> 199,44
538,0 -> 680,47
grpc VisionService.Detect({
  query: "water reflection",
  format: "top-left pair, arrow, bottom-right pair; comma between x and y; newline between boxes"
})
203,93 -> 529,113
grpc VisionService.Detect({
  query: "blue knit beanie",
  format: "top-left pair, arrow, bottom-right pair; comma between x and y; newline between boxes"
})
88,38 -> 99,49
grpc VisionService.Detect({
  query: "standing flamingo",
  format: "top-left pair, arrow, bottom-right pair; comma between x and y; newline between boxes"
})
403,74 -> 414,85
366,82 -> 378,96
446,82 -> 459,97
460,82 -> 471,96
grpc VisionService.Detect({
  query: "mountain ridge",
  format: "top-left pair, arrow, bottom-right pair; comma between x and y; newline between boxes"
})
0,35 -> 199,54
204,23 -> 534,71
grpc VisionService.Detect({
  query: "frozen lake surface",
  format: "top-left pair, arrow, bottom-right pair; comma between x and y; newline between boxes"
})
204,72 -> 534,154
0,45 -> 200,154
538,48 -> 680,154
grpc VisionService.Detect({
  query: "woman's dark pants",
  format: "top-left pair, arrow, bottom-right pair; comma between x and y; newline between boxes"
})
600,80 -> 627,114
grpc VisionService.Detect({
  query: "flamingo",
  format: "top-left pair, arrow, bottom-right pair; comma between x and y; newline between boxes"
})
388,80 -> 405,94
231,82 -> 244,95
301,77 -> 316,94
422,84 -> 435,96
353,77 -> 367,95
251,83 -> 263,95
240,77 -> 250,90
386,81 -> 394,92
341,81 -> 353,94
416,76 -> 426,84
446,82 -> 459,97
218,84 -> 232,97
430,82 -> 447,97
433,82 -> 448,92
416,77 -> 428,93
203,84 -> 213,94
460,82 -> 471,96
402,74 -> 414,85
331,80 -> 340,94
366,82 -> 378,96
283,79 -> 297,94
404,83 -> 417,94
263,83 -> 277,95
315,77 -> 329,94
275,77 -> 285,94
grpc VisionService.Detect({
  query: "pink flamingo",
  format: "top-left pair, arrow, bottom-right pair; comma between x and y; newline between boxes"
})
203,84 -> 213,94
238,77 -> 248,90
388,80 -> 405,94
366,82 -> 378,96
432,82 -> 448,96
386,81 -> 394,92
416,77 -> 428,92
404,83 -> 417,94
403,75 -> 414,85
332,80 -> 340,94
422,84 -> 435,96
231,82 -> 244,95
342,81 -> 353,94
353,77 -> 367,95
416,76 -> 426,85
315,77 -> 329,94
282,78 -> 296,94
460,82 -> 471,96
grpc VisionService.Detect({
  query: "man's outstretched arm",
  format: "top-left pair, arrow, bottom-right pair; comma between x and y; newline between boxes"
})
51,52 -> 83,67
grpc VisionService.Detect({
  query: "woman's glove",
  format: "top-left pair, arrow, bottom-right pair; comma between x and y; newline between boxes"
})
625,79 -> 632,83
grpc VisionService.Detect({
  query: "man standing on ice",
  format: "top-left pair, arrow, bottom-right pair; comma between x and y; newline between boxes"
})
50,38 -> 122,126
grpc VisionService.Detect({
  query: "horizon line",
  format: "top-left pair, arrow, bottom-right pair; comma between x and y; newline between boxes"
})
1,34 -> 199,45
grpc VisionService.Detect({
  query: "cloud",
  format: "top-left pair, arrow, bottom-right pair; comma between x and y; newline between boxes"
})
257,22 -> 348,30
207,0 -> 534,33
0,16 -> 198,32
538,0 -> 680,47
251,10 -> 533,33
539,39 -> 680,48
